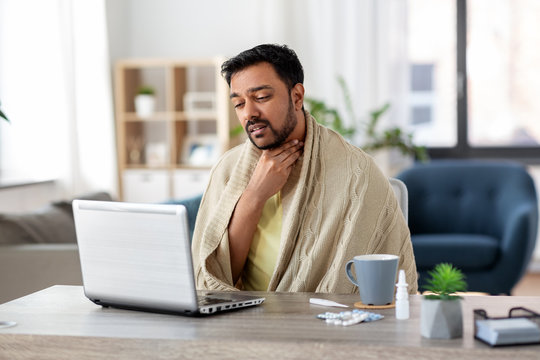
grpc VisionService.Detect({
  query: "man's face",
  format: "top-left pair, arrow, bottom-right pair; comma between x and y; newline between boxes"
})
229,62 -> 298,150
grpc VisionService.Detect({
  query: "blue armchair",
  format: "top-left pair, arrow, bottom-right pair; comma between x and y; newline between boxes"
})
164,194 -> 203,241
397,160 -> 538,295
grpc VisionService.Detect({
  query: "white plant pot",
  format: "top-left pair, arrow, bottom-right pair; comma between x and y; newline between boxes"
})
135,94 -> 155,118
369,148 -> 413,177
421,298 -> 463,339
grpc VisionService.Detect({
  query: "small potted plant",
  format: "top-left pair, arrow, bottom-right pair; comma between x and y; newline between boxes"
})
421,263 -> 467,339
134,85 -> 156,118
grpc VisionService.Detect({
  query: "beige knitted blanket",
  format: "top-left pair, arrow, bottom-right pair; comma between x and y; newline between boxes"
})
191,112 -> 418,294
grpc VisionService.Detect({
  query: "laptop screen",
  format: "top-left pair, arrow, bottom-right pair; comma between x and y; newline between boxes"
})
73,200 -> 199,313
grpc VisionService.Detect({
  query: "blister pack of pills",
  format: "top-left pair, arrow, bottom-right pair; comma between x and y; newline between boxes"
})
316,309 -> 384,326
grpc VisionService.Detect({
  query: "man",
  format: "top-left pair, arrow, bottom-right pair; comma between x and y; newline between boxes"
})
191,44 -> 418,294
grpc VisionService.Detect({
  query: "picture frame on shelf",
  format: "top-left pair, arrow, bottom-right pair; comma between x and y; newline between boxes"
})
181,135 -> 219,166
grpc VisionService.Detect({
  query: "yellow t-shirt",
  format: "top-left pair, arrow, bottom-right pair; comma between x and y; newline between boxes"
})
242,192 -> 282,291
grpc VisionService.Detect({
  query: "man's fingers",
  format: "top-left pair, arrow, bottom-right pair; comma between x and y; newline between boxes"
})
269,140 -> 303,161
247,139 -> 304,199
266,139 -> 302,156
257,139 -> 303,177
282,141 -> 303,163
281,143 -> 303,167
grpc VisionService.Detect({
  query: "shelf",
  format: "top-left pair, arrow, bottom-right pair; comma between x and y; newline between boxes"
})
123,112 -> 174,122
114,57 -> 235,202
176,111 -> 218,121
174,165 -> 212,170
123,165 -> 171,170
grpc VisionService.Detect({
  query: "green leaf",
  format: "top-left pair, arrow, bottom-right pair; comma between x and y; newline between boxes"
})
305,76 -> 429,162
0,109 -> 9,123
137,85 -> 155,95
305,95 -> 355,138
370,103 -> 391,123
423,263 -> 467,298
337,75 -> 356,123
229,124 -> 244,137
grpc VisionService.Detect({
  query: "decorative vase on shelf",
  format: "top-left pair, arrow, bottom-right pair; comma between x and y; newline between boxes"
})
134,85 -> 156,118
127,136 -> 144,165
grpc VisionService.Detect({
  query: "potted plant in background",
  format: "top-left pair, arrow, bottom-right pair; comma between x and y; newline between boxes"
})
362,103 -> 428,163
421,263 -> 467,339
134,85 -> 156,118
304,76 -> 428,175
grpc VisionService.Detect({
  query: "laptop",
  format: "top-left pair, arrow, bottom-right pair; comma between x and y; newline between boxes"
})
72,199 -> 265,316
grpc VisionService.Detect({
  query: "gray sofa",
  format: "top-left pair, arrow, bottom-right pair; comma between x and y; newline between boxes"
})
0,192 -> 112,303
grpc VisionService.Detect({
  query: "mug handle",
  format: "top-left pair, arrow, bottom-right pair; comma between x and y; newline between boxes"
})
345,260 -> 358,286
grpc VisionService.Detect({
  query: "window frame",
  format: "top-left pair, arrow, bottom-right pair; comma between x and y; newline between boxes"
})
426,0 -> 540,165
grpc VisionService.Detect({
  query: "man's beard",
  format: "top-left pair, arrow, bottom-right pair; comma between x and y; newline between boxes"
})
245,97 -> 297,150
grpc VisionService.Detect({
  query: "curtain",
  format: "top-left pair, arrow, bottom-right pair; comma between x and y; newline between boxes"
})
0,0 -> 116,198
256,0 -> 408,146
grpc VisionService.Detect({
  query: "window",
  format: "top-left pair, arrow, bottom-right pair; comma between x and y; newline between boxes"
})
406,0 -> 457,148
406,0 -> 540,163
468,0 -> 540,148
410,64 -> 435,125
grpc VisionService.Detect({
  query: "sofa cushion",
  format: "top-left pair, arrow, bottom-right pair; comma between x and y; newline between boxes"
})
412,234 -> 499,271
0,204 -> 76,244
0,214 -> 33,245
0,191 -> 113,245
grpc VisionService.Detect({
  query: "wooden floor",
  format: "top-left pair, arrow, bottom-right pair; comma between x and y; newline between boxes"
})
512,272 -> 540,296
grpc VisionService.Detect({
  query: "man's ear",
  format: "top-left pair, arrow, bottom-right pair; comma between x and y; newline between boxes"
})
291,83 -> 305,111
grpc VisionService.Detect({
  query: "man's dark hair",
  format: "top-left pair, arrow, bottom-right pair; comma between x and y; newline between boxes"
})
221,44 -> 304,90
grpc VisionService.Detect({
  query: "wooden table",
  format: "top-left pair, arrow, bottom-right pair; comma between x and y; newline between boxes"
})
0,286 -> 539,359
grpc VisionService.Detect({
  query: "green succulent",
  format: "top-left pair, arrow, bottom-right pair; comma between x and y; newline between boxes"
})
137,85 -> 155,95
424,263 -> 467,300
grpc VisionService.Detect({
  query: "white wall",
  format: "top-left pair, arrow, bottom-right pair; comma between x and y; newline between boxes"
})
106,0 -> 267,63
104,0 -> 391,116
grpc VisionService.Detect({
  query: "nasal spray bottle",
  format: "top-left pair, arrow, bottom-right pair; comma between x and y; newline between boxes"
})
395,269 -> 409,320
